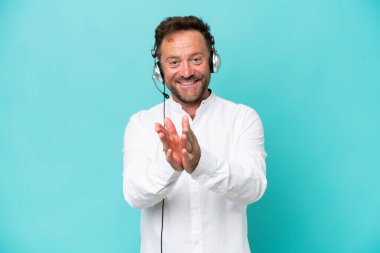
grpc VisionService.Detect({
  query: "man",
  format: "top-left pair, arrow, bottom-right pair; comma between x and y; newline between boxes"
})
123,16 -> 267,253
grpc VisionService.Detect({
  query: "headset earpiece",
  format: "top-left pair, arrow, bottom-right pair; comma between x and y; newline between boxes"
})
153,61 -> 164,83
152,46 -> 165,83
209,49 -> 221,73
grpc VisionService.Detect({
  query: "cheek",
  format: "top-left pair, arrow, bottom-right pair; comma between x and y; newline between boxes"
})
163,68 -> 177,80
197,64 -> 210,76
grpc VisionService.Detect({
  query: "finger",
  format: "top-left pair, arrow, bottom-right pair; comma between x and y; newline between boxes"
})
182,149 -> 195,173
181,119 -> 193,144
164,118 -> 178,135
181,132 -> 192,152
182,125 -> 197,146
166,149 -> 177,167
155,122 -> 164,129
166,149 -> 183,171
181,116 -> 196,143
159,134 -> 169,151
156,134 -> 169,152
182,115 -> 189,130
156,123 -> 171,151
187,126 -> 196,144
181,115 -> 192,141
166,148 -> 174,162
155,122 -> 168,136
182,148 -> 192,161
154,123 -> 161,133
182,148 -> 189,165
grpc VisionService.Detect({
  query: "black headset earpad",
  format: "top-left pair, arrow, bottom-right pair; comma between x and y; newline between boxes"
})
209,51 -> 215,73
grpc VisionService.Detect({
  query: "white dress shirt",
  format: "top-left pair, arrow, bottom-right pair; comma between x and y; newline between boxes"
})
123,92 -> 267,253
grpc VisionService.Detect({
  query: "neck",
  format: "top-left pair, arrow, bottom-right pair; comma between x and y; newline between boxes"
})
181,103 -> 199,119
173,90 -> 211,119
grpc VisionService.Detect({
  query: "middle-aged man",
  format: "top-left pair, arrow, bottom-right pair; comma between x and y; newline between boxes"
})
123,16 -> 267,253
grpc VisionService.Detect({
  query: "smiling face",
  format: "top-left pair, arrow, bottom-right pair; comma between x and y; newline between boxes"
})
159,30 -> 211,109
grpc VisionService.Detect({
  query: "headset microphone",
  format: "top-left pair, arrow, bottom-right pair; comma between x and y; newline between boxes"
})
151,49 -> 170,99
152,71 -> 169,99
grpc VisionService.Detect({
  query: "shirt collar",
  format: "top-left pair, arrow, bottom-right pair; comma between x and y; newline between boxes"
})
167,89 -> 216,115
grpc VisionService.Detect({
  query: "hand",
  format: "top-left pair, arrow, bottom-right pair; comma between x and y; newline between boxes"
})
181,115 -> 201,174
155,116 -> 201,173
155,118 -> 184,171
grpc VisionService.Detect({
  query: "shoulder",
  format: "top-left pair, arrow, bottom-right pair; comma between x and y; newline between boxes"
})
123,104 -> 164,151
129,103 -> 163,123
214,95 -> 260,120
125,103 -> 164,134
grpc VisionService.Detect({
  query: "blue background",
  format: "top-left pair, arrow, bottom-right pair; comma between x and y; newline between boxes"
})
1,0 -> 379,252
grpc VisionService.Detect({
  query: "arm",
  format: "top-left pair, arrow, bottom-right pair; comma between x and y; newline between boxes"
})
188,108 -> 267,206
122,115 -> 182,209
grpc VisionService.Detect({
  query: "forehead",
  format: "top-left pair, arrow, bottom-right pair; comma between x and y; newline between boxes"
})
160,30 -> 208,58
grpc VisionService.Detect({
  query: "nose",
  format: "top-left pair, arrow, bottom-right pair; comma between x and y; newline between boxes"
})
180,61 -> 194,78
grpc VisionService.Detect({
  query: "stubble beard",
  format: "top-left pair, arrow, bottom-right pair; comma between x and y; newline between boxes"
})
169,76 -> 210,106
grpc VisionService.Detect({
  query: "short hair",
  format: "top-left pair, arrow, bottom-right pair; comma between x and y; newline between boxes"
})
153,16 -> 214,59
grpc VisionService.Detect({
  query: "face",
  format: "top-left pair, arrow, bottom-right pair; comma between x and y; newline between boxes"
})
159,30 -> 211,106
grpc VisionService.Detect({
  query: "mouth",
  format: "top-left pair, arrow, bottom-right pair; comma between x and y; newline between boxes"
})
176,79 -> 200,86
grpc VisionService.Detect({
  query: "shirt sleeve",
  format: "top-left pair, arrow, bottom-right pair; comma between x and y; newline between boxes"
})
122,114 -> 182,208
190,107 -> 267,206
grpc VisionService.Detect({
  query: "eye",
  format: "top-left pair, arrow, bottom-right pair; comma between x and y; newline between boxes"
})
168,60 -> 179,67
192,57 -> 203,64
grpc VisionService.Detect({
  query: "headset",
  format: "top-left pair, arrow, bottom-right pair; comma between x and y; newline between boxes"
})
151,34 -> 221,253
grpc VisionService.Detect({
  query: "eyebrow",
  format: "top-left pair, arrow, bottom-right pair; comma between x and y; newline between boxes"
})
164,52 -> 206,61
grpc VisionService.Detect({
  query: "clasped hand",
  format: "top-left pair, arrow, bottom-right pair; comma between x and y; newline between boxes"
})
155,115 -> 200,174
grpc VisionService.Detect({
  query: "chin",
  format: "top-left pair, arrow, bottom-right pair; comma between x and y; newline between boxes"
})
178,90 -> 209,104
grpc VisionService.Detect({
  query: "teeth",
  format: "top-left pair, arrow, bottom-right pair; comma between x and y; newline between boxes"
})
179,80 -> 197,85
